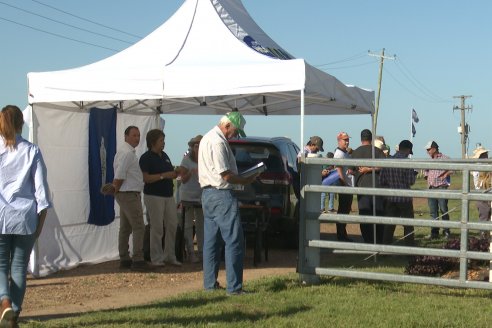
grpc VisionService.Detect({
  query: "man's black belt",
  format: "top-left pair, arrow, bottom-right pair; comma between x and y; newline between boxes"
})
429,185 -> 448,189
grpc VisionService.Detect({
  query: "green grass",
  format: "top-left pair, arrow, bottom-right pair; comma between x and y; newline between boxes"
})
24,274 -> 491,327
26,173 -> 490,327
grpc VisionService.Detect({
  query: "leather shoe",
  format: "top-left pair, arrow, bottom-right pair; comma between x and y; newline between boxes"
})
131,261 -> 153,272
119,259 -> 132,269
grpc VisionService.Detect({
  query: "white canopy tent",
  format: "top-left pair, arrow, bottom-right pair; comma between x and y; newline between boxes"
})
27,0 -> 374,276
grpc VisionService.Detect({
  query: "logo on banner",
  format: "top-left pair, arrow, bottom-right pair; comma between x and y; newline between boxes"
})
243,35 -> 292,60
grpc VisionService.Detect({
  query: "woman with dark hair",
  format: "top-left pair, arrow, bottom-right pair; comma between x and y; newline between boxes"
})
0,105 -> 51,327
139,129 -> 186,267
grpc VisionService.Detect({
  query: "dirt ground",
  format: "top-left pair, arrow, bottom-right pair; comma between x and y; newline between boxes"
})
19,223 -> 363,321
22,247 -> 298,321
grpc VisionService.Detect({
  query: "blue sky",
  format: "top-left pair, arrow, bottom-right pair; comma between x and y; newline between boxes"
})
1,0 -> 490,163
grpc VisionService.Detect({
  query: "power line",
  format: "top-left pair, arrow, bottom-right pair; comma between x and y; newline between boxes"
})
30,0 -> 142,39
315,60 -> 375,70
394,57 -> 449,103
0,16 -> 118,52
315,51 -> 368,67
0,1 -> 133,44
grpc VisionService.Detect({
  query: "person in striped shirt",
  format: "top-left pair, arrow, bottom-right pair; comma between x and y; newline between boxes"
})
424,141 -> 453,239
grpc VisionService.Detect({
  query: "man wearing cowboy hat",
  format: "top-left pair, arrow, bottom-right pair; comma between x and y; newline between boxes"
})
471,145 -> 491,240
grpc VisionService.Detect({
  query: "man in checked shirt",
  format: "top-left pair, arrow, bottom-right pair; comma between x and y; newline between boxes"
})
423,141 -> 453,239
380,140 -> 417,245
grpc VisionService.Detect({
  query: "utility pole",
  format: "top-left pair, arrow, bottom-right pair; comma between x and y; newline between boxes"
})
368,48 -> 395,135
453,95 -> 472,158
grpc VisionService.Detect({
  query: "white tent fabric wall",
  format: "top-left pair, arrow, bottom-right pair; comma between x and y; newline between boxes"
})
27,0 -> 374,276
28,105 -> 160,276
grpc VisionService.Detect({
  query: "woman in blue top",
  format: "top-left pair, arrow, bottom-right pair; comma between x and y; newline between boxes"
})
0,105 -> 51,327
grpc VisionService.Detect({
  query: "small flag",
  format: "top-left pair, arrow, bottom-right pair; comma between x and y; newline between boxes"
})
412,109 -> 419,123
412,123 -> 416,137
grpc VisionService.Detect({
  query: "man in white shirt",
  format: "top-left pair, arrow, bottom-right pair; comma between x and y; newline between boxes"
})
112,126 -> 148,271
333,131 -> 354,242
198,112 -> 257,295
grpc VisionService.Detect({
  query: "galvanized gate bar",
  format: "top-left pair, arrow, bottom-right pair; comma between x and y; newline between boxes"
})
298,157 -> 492,290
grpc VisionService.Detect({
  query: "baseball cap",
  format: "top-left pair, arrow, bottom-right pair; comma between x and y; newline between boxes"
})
398,140 -> 413,154
424,141 -> 438,150
360,129 -> 372,141
226,112 -> 246,137
309,136 -> 324,152
336,132 -> 350,140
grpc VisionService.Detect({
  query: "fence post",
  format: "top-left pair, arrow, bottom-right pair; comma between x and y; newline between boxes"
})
459,170 -> 470,282
298,160 -> 321,284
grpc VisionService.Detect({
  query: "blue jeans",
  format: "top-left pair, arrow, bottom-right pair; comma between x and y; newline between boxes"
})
0,234 -> 36,314
320,193 -> 335,211
202,188 -> 244,293
428,196 -> 450,235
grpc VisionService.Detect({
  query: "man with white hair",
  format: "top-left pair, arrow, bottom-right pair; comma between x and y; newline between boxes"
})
198,112 -> 257,295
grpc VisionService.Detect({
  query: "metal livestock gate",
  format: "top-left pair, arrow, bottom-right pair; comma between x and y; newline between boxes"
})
298,157 -> 492,289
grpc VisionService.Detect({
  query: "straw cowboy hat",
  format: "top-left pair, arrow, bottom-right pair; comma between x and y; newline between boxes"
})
471,146 -> 489,159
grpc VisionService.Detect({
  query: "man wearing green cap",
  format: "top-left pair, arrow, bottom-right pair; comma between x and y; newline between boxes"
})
198,111 -> 257,295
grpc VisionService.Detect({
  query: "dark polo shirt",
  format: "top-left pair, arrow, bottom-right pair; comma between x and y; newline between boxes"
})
139,150 -> 174,197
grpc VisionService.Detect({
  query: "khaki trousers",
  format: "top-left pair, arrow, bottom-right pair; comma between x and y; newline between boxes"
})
144,194 -> 178,263
115,192 -> 145,262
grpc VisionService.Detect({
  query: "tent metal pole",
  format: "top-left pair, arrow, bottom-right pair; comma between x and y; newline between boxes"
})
300,89 -> 305,151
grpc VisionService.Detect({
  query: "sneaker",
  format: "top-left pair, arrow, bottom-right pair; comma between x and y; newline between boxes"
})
131,261 -> 153,272
227,289 -> 251,296
328,209 -> 336,213
0,299 -> 14,327
444,231 -> 451,239
119,259 -> 132,269
151,261 -> 166,267
166,259 -> 182,267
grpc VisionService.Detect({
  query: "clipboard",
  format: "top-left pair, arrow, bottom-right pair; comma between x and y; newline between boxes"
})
239,162 -> 267,178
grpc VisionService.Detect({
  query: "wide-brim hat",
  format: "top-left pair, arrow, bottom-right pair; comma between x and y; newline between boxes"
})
472,146 -> 489,159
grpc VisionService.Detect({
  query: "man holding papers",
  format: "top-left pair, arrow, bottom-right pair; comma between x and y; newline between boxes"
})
198,112 -> 257,296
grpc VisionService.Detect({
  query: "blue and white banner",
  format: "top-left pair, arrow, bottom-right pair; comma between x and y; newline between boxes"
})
88,107 -> 116,226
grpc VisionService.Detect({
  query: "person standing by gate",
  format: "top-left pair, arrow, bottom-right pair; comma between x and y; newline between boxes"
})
471,145 -> 491,240
198,112 -> 257,295
380,140 -> 416,245
424,141 -> 452,239
333,132 -> 354,241
351,129 -> 386,244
